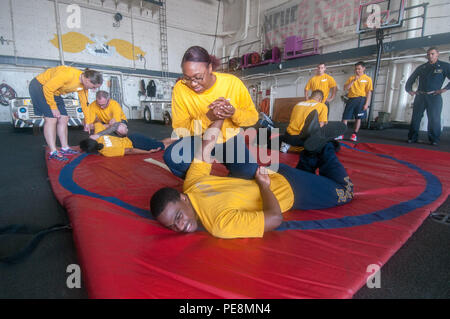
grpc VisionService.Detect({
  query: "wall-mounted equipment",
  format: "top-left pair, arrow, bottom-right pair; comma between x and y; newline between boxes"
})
283,36 -> 319,60
113,12 -> 123,28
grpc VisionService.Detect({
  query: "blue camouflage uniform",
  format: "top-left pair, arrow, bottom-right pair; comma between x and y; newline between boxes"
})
405,60 -> 450,144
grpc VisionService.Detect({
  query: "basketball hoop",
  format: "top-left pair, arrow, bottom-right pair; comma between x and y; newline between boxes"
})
356,0 -> 406,129
357,0 -> 406,34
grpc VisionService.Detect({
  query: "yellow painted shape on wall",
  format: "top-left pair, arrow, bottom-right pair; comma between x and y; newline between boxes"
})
50,32 -> 94,53
106,39 -> 146,60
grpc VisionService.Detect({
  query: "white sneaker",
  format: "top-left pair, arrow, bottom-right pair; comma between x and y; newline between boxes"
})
335,135 -> 344,140
280,142 -> 291,153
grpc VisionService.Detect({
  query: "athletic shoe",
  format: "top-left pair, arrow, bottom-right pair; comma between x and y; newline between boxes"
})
261,112 -> 275,127
280,142 -> 291,153
258,113 -> 275,129
48,151 -> 68,162
60,148 -> 80,156
350,134 -> 357,142
303,122 -> 347,153
335,135 -> 344,140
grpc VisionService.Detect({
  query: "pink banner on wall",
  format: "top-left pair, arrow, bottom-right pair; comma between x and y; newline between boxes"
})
263,0 -> 364,48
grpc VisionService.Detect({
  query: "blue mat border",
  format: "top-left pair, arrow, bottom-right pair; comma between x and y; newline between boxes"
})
58,144 -> 442,231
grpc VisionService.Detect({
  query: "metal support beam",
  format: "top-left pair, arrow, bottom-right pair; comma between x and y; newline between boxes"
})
0,55 -> 181,79
241,32 -> 450,77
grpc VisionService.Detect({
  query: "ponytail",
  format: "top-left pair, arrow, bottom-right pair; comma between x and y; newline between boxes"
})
181,46 -> 220,71
209,55 -> 220,72
80,138 -> 103,154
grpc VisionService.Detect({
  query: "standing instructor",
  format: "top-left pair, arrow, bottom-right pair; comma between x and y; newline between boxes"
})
406,47 -> 450,146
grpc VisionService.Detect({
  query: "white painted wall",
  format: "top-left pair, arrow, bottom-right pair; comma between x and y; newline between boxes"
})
0,0 -> 224,121
225,0 -> 450,128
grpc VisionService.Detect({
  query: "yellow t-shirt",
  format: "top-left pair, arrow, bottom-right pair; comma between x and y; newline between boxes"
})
345,74 -> 373,98
305,74 -> 337,103
36,66 -> 88,111
97,135 -> 133,157
86,99 -> 127,127
286,99 -> 328,136
172,72 -> 258,144
183,159 -> 294,239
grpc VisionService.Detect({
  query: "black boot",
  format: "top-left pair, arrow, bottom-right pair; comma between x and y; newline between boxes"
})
298,110 -> 320,140
303,121 -> 347,153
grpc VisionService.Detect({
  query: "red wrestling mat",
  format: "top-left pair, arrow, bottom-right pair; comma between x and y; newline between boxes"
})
46,143 -> 450,298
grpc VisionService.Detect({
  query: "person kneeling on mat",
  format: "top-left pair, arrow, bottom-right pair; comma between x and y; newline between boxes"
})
80,122 -> 173,157
149,116 -> 352,239
84,90 -> 128,134
280,90 -> 329,153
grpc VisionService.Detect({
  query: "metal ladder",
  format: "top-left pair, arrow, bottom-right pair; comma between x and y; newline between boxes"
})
159,0 -> 169,80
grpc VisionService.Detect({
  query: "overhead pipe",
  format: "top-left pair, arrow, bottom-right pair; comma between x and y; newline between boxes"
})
6,0 -> 18,67
385,61 -> 398,114
229,0 -> 251,58
48,0 -> 232,37
242,50 -> 449,82
53,0 -> 65,65
130,6 -> 136,70
256,0 -> 261,39
393,0 -> 421,121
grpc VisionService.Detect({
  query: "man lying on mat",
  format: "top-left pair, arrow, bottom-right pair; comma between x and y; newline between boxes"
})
79,122 -> 173,157
150,116 -> 353,239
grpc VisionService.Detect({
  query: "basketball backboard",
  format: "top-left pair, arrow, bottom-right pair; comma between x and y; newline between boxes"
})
357,0 -> 406,34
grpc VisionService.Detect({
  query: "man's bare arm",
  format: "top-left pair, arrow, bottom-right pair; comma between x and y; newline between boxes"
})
255,167 -> 282,232
195,119 -> 224,163
92,122 -> 121,138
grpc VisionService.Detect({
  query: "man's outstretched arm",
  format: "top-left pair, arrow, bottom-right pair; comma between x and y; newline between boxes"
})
195,119 -> 224,163
255,166 -> 283,232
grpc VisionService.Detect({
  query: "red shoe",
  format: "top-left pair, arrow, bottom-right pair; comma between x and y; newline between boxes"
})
350,133 -> 357,142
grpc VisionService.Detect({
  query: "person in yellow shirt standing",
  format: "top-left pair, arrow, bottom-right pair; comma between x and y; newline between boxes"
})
150,116 -> 353,239
84,90 -> 128,134
164,46 -> 259,180
304,63 -> 337,117
29,66 -> 103,161
337,61 -> 373,142
280,90 -> 328,153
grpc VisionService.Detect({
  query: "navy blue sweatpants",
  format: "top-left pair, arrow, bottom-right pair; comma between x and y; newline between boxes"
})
163,134 -> 258,180
128,133 -> 164,151
278,142 -> 353,210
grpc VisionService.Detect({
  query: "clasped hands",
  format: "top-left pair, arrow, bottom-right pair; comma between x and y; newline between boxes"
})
206,97 -> 235,121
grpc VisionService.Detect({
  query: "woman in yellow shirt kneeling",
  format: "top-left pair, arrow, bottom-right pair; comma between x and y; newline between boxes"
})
164,46 -> 259,180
